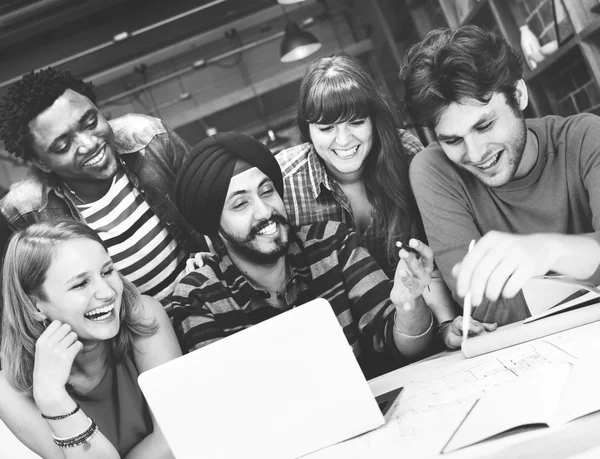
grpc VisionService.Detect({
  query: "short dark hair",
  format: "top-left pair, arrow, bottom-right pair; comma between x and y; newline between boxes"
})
400,25 -> 523,127
0,67 -> 96,160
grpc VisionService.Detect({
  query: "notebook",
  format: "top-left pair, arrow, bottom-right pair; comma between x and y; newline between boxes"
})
138,298 -> 385,459
444,360 -> 600,453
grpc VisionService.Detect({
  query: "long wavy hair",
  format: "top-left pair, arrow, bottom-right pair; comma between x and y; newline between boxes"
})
0,220 -> 157,394
297,54 -> 423,267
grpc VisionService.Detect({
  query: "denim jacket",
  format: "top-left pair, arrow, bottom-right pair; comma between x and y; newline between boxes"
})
0,113 -> 207,253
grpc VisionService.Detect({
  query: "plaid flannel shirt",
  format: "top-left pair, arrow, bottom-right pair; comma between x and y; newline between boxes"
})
171,221 -> 408,378
276,129 -> 423,277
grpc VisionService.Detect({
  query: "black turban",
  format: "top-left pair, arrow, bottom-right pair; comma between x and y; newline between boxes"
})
175,132 -> 284,236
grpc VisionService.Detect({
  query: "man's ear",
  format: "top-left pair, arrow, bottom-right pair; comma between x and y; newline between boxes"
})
29,156 -> 52,174
514,79 -> 529,111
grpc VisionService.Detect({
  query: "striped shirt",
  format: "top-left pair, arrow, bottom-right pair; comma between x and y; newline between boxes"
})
276,129 -> 423,277
171,221 -> 407,378
79,171 -> 187,308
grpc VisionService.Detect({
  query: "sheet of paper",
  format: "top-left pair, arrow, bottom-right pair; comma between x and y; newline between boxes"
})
444,364 -> 571,452
309,341 -> 574,459
524,290 -> 600,323
553,359 -> 600,426
307,329 -> 600,459
545,321 -> 600,361
522,278 -> 585,316
462,303 -> 600,358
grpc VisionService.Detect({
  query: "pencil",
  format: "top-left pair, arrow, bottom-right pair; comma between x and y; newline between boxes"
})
462,239 -> 476,343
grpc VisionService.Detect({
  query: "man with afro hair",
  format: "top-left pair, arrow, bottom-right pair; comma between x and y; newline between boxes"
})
0,67 -> 207,309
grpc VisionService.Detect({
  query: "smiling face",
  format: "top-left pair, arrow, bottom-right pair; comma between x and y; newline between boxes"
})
28,89 -> 118,191
308,117 -> 374,183
219,167 -> 290,264
35,238 -> 123,344
434,81 -> 531,188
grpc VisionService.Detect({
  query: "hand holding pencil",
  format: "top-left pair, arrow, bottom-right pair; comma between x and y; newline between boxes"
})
462,239 -> 476,343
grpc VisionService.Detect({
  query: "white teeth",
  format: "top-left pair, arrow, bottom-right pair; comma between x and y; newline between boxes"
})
84,303 -> 114,320
332,145 -> 359,158
477,151 -> 501,170
83,147 -> 105,167
257,221 -> 277,235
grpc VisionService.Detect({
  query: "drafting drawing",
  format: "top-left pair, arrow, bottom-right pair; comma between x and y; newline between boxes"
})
381,341 -> 577,457
308,340 -> 579,459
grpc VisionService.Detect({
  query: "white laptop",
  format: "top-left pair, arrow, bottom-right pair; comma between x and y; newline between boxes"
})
138,298 -> 385,459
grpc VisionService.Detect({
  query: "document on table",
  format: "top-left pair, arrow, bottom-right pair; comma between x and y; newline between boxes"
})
444,360 -> 600,453
306,330 -> 599,459
378,341 -> 576,458
462,302 -> 600,358
521,278 -> 591,316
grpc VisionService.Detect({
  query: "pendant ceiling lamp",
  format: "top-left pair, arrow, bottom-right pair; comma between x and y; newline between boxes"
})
265,129 -> 289,154
280,21 -> 321,63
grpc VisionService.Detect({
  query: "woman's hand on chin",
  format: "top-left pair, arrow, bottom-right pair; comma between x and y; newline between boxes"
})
33,320 -> 82,407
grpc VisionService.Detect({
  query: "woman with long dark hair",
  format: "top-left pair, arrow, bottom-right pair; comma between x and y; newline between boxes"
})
278,54 -> 495,347
0,220 -> 179,458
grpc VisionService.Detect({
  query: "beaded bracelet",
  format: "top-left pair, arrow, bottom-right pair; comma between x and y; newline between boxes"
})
53,417 -> 93,442
53,417 -> 98,450
41,403 -> 80,420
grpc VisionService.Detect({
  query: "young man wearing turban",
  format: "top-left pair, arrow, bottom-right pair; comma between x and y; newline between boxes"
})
0,67 -> 207,308
171,132 -> 470,379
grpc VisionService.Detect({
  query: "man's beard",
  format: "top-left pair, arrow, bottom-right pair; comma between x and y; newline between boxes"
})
470,112 -> 528,188
219,213 -> 290,264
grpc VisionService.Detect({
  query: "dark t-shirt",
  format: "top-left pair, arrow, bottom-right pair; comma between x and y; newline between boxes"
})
410,114 -> 600,325
70,354 -> 152,456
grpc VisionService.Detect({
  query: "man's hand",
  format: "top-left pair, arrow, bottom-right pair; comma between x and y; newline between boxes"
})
442,316 -> 497,349
185,252 -> 212,274
390,239 -> 434,308
452,232 -> 558,307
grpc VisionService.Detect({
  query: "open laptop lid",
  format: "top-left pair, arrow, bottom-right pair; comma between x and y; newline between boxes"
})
138,298 -> 385,459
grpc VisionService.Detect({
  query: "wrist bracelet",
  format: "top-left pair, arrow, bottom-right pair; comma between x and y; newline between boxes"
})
436,319 -> 455,343
41,402 -> 80,420
53,417 -> 98,449
394,308 -> 434,338
55,424 -> 98,450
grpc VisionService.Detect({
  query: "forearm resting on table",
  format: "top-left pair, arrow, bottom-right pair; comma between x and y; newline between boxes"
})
392,296 -> 434,358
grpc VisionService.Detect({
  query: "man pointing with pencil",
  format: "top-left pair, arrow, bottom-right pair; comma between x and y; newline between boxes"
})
401,26 -> 600,326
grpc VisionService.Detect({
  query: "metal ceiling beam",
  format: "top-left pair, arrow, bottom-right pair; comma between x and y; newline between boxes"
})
0,0 -> 229,89
87,0 -> 318,87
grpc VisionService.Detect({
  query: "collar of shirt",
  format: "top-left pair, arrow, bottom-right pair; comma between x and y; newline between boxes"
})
210,232 -> 312,304
306,145 -> 340,199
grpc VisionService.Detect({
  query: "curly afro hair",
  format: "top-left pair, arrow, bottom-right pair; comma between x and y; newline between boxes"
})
0,67 -> 96,160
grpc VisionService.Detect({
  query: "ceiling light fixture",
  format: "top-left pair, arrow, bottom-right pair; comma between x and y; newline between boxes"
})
277,0 -> 307,4
265,129 -> 289,154
280,18 -> 321,63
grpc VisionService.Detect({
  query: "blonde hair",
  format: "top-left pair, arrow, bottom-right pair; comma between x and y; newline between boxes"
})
0,220 -> 157,394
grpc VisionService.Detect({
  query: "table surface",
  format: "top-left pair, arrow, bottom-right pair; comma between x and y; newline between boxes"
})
3,321 -> 600,459
307,320 -> 600,459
